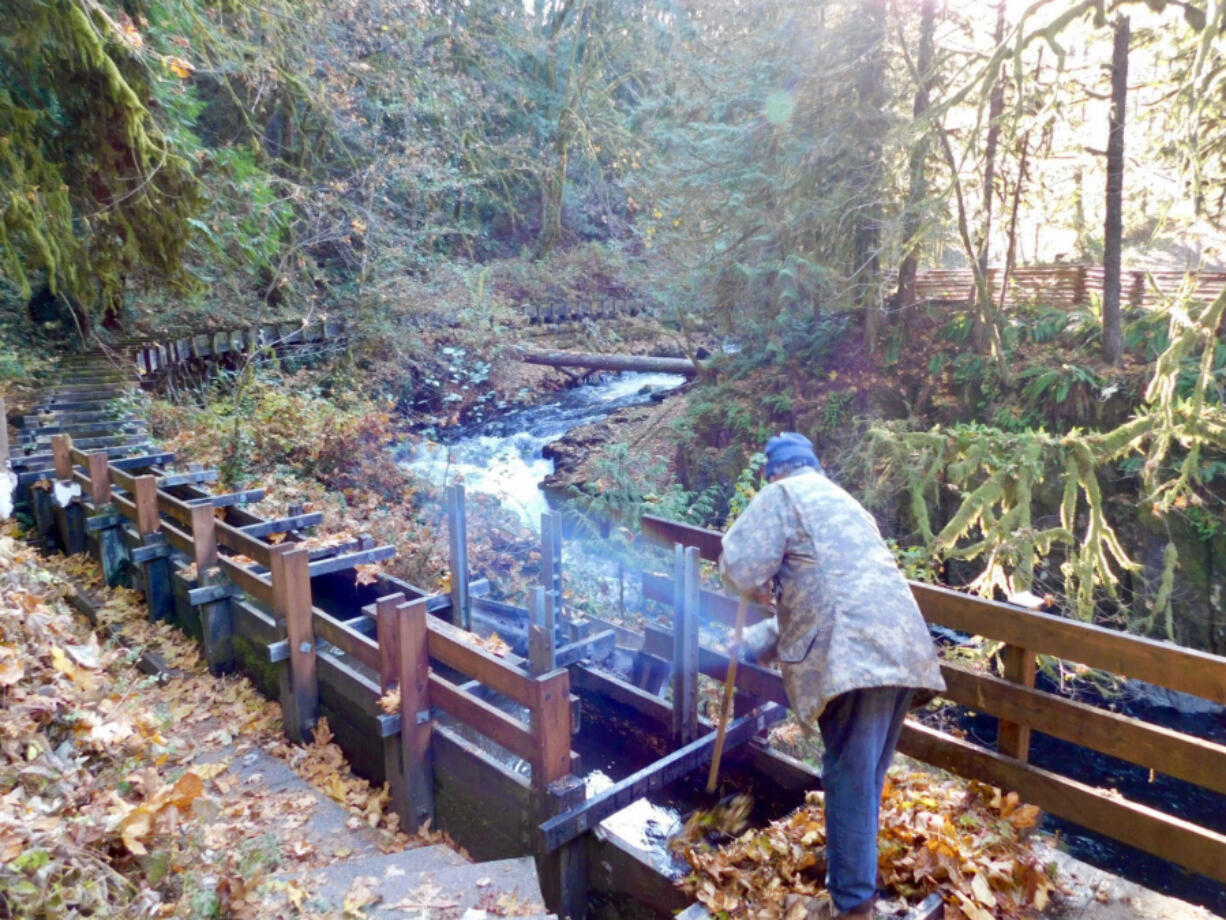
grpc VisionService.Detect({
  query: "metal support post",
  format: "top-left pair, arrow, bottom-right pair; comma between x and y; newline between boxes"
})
446,484 -> 470,629
672,545 -> 700,745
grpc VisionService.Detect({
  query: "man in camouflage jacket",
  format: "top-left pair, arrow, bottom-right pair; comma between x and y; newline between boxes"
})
719,432 -> 945,919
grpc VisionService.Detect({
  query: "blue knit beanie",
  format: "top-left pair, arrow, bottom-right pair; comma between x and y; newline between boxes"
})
763,432 -> 821,480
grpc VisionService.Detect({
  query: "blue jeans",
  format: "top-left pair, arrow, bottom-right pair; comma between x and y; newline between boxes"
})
817,686 -> 913,914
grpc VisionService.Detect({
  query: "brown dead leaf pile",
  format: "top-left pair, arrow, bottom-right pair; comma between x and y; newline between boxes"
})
0,524 -> 444,918
676,772 -> 1057,920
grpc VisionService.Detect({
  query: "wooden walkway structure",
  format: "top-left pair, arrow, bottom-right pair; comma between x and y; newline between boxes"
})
897,264 -> 1226,310
4,345 -> 1225,918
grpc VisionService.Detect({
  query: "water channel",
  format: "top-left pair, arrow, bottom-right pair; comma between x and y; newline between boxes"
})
399,372 -> 1226,914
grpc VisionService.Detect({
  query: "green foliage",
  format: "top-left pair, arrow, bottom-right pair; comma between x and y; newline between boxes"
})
0,0 -> 202,316
1017,362 -> 1102,406
853,289 -> 1226,634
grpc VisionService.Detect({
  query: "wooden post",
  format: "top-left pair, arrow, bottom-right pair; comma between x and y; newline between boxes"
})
537,774 -> 587,920
191,501 -> 234,674
997,645 -> 1037,761
133,474 -> 160,537
48,434 -> 85,555
397,597 -> 434,832
532,668 -> 573,787
672,545 -> 700,745
1129,270 -> 1145,309
446,485 -> 470,629
131,474 -> 173,619
1072,265 -> 1088,306
87,451 -> 110,505
51,433 -> 72,481
271,545 -> 318,743
376,593 -> 411,824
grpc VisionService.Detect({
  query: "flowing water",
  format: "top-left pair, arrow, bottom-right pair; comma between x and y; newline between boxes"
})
399,372 -> 687,526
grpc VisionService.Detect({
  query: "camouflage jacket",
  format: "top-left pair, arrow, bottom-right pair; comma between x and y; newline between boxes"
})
719,468 -> 945,723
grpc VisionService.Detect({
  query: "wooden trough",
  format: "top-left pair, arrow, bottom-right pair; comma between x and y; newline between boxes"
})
4,351 -> 1226,919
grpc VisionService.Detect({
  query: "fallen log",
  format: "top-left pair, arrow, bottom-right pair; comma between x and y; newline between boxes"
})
520,349 -> 698,377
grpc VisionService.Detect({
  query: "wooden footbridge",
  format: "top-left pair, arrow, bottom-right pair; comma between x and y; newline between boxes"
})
3,341 -> 1225,919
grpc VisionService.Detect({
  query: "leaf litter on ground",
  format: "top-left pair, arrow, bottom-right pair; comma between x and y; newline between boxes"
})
674,772 -> 1057,920
0,523 -> 460,918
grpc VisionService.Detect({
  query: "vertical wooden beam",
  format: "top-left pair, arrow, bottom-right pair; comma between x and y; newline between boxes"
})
191,501 -> 234,674
1129,270 -> 1146,309
190,501 -> 218,573
532,668 -> 573,787
133,475 -> 160,536
997,645 -> 1037,761
397,597 -> 434,831
271,545 -> 318,743
87,451 -> 111,505
536,774 -> 587,920
446,485 -> 470,629
672,545 -> 700,744
376,593 -> 410,824
51,434 -> 72,481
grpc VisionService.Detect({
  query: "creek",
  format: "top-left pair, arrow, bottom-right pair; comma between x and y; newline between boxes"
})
399,371 -> 687,527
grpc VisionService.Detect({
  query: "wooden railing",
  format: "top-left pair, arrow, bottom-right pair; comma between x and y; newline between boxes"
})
897,264 -> 1226,310
121,317 -> 345,378
638,514 -> 1226,887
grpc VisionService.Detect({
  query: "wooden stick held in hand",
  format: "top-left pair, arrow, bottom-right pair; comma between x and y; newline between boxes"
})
706,594 -> 749,793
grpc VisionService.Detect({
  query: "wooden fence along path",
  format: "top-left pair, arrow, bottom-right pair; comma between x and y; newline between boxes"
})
6,341 -> 1226,917
897,264 -> 1226,310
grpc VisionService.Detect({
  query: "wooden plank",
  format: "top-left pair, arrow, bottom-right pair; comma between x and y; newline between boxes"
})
997,645 -> 1036,761
307,544 -> 395,578
398,597 -> 434,831
239,512 -> 323,538
427,618 -> 535,707
86,451 -> 110,505
218,554 -> 274,605
911,582 -> 1226,706
938,662 -> 1226,796
313,607 -> 380,672
430,673 -> 537,763
376,594 -> 405,692
896,721 -> 1226,885
532,668 -> 573,786
271,546 -> 318,742
51,434 -> 72,481
190,502 -> 218,573
133,475 -> 160,535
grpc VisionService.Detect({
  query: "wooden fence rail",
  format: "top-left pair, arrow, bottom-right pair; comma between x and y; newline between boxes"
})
638,514 -> 1226,887
893,264 -> 1226,311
